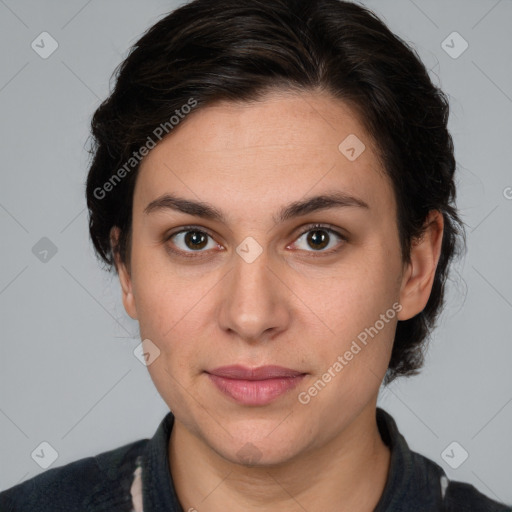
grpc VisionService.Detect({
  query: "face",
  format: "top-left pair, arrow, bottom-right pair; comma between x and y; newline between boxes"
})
113,89 -> 441,466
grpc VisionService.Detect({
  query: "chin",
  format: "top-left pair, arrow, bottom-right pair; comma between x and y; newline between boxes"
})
206,425 -> 308,468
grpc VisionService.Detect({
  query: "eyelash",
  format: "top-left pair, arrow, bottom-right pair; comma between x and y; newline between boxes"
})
164,223 -> 347,259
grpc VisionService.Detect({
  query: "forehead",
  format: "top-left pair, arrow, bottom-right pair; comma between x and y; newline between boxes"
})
134,90 -> 392,222
148,90 -> 377,158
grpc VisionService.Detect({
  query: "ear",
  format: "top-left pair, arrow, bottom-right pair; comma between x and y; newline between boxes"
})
397,210 -> 444,321
110,226 -> 138,320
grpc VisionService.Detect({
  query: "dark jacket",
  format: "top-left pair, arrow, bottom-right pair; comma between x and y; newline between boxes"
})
1,407 -> 510,511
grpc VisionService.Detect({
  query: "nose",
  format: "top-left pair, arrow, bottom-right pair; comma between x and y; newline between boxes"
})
217,242 -> 291,345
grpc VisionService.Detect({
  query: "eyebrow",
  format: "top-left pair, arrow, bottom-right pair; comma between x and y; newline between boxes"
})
144,191 -> 369,224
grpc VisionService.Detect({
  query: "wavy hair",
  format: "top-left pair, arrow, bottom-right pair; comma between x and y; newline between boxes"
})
85,0 -> 466,385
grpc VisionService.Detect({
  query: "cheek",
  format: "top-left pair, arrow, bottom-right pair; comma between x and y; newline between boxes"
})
131,250 -> 203,334
131,259 -> 216,372
293,250 -> 399,335
133,269 -> 206,409
292,251 -> 400,387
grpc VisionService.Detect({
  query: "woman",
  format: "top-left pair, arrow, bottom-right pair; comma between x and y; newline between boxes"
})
1,0 -> 509,510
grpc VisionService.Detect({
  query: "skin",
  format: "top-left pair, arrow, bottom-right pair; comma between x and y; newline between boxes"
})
111,89 -> 444,511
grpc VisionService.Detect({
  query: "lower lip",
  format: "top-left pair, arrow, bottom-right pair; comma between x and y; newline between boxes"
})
207,373 -> 306,406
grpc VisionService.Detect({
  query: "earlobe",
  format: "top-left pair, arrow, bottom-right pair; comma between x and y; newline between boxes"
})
110,227 -> 138,320
397,211 -> 444,321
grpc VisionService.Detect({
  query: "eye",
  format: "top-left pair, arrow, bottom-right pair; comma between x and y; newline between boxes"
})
290,224 -> 347,255
165,223 -> 347,259
165,226 -> 221,258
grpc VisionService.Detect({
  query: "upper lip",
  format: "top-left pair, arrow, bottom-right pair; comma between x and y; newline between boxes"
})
207,365 -> 305,380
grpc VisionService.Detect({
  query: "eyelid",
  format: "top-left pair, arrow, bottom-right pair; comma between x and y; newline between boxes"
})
164,223 -> 347,258
294,223 -> 346,240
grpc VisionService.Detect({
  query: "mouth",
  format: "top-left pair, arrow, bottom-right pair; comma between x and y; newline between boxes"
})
205,365 -> 307,406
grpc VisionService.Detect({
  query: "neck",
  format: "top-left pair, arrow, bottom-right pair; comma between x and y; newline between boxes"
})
168,403 -> 391,512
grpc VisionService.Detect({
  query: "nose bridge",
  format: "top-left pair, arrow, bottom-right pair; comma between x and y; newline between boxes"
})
218,239 -> 289,341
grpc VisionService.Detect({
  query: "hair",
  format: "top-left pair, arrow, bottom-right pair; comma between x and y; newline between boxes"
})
85,0 -> 466,385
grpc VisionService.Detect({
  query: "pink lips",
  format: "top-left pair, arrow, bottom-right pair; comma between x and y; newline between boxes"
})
206,365 -> 306,406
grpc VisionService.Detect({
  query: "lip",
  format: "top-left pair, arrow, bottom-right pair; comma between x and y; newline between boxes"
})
206,365 -> 307,406
208,365 -> 305,380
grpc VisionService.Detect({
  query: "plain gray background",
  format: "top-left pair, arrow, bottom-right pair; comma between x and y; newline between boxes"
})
0,0 -> 511,504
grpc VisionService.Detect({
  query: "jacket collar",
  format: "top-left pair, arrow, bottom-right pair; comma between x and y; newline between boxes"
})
140,407 -> 446,511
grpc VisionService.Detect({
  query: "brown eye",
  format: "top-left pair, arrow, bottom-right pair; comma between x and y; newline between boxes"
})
306,229 -> 330,250
166,228 -> 218,257
292,224 -> 347,254
183,231 -> 209,250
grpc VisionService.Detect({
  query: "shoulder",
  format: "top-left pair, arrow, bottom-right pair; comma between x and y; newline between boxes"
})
443,479 -> 511,512
375,408 -> 510,511
0,438 -> 148,512
409,449 -> 511,511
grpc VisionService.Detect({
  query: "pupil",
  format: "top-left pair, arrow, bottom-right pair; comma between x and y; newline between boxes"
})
308,230 -> 328,250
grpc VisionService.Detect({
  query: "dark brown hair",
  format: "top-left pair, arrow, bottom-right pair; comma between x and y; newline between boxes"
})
85,0 -> 466,385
